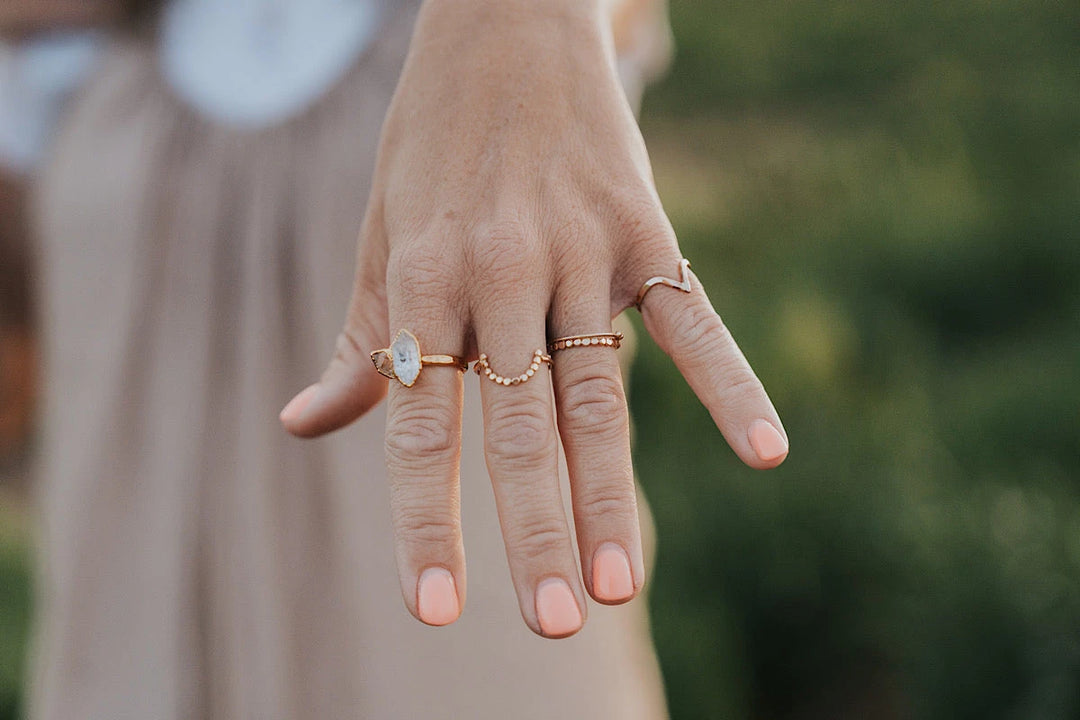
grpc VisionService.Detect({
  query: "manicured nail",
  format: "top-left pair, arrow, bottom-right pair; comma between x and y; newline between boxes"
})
279,384 -> 320,425
417,567 -> 460,626
592,543 -> 635,603
748,419 -> 789,462
535,578 -> 582,637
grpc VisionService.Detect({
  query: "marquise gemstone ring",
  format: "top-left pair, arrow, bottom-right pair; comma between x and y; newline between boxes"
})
370,329 -> 468,387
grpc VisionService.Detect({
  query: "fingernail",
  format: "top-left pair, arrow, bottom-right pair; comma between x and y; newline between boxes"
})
592,543 -> 635,603
535,578 -> 583,637
279,384 -> 320,425
417,567 -> 460,626
748,419 -> 789,462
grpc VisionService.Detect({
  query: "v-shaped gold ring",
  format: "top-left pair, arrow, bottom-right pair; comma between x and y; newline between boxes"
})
635,258 -> 693,310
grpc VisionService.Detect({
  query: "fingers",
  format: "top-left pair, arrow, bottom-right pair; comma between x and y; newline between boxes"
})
382,251 -> 469,627
383,337 -> 467,627
638,255 -> 789,469
280,215 -> 390,438
549,290 -> 644,606
473,286 -> 587,638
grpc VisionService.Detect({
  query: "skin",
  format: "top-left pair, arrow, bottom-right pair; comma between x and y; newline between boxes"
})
281,0 -> 789,638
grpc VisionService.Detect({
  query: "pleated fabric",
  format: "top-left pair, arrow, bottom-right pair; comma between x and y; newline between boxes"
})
29,2 -> 668,719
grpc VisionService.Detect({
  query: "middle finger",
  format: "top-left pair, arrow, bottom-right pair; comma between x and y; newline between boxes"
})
474,293 -> 586,639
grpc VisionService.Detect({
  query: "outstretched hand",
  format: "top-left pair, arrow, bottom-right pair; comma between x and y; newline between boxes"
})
280,0 -> 787,638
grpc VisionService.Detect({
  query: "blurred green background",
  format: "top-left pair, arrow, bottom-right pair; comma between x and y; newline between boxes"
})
2,0 -> 1079,718
630,0 -> 1080,718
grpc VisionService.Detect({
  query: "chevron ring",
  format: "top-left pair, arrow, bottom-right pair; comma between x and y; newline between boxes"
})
635,258 -> 693,310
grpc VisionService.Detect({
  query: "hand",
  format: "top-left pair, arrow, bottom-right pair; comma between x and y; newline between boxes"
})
280,0 -> 788,638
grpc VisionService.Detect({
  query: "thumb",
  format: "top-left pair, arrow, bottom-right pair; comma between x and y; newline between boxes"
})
280,224 -> 390,438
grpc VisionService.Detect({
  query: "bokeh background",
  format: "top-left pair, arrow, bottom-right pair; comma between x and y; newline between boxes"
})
1,0 -> 1078,718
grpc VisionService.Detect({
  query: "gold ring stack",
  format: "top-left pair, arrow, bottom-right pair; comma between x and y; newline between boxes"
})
474,349 -> 552,386
547,332 -> 623,353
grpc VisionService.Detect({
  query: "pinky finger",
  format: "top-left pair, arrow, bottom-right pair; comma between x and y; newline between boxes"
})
638,261 -> 789,469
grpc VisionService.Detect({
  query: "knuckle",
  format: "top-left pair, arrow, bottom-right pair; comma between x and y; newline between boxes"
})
671,304 -> 730,358
321,329 -> 378,394
577,486 -> 634,522
557,372 -> 627,435
484,401 -> 555,467
386,241 -> 454,302
328,329 -> 368,374
609,187 -> 670,248
718,365 -> 764,404
385,402 -> 459,466
391,504 -> 459,546
465,219 -> 542,284
506,517 -> 568,559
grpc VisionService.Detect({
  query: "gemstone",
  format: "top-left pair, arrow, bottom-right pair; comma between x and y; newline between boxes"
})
371,349 -> 396,379
391,329 -> 422,387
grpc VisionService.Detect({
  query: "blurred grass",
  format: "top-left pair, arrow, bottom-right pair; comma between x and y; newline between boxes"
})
0,497 -> 31,720
1,0 -> 1078,718
632,0 -> 1079,718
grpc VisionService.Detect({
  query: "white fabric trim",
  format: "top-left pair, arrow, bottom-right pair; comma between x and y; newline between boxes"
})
0,33 -> 103,173
160,0 -> 387,129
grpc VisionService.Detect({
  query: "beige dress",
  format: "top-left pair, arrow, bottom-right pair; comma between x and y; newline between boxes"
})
29,2 -> 672,718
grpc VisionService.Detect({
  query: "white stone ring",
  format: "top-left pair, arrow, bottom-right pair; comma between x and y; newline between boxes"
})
370,329 -> 468,387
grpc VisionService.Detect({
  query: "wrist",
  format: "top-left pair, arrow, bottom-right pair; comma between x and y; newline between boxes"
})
417,0 -> 607,38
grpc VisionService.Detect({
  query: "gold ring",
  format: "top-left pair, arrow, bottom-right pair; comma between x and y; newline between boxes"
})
635,258 -> 693,310
370,329 -> 468,387
474,349 -> 552,386
547,332 -> 623,353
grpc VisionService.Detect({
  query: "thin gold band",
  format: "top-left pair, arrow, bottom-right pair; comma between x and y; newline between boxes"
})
474,349 -> 552,386
420,354 -> 469,370
635,258 -> 693,310
547,332 -> 623,353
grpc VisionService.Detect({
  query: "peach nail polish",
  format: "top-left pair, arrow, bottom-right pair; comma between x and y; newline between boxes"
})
592,543 -> 635,603
535,578 -> 582,637
748,419 -> 789,462
279,384 -> 320,424
417,567 -> 460,626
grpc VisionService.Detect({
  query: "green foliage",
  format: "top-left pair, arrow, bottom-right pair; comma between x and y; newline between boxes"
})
0,526 -> 30,720
633,1 -> 1080,718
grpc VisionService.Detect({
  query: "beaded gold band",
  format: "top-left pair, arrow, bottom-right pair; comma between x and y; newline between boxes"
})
547,332 -> 623,353
474,349 -> 552,386
370,329 -> 467,388
635,258 -> 693,310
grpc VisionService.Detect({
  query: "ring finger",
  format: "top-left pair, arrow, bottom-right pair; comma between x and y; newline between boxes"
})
549,283 -> 644,606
